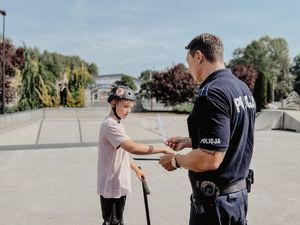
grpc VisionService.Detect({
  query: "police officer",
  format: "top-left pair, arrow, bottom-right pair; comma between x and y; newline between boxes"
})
159,33 -> 256,225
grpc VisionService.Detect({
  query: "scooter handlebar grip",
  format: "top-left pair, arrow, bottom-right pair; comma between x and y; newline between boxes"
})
142,179 -> 151,195
138,166 -> 151,195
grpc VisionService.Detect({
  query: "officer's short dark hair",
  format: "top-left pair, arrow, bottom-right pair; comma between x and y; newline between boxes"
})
185,33 -> 224,63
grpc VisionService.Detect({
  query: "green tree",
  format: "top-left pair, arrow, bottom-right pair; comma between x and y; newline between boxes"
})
291,54 -> 300,95
2,40 -> 97,111
267,80 -> 272,103
18,47 -> 59,110
139,69 -> 155,82
229,36 -> 292,109
30,49 -> 99,80
66,64 -> 92,107
40,50 -> 59,78
139,81 -> 152,99
87,63 -> 99,77
138,70 -> 155,99
0,39 -> 25,107
35,74 -> 55,107
253,71 -> 267,112
35,62 -> 58,107
269,38 -> 294,100
114,75 -> 137,91
24,48 -> 97,109
18,48 -> 40,110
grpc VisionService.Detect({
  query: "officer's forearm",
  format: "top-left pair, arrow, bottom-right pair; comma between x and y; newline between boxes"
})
175,149 -> 225,172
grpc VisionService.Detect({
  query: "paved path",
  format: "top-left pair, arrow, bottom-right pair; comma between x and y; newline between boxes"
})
0,109 -> 300,225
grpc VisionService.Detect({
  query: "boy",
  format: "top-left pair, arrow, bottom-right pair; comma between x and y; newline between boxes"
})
97,85 -> 172,225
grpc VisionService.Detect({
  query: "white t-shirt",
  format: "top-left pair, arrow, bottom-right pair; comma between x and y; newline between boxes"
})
97,116 -> 131,198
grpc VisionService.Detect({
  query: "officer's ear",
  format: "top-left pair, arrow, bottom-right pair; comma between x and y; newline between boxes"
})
195,50 -> 204,64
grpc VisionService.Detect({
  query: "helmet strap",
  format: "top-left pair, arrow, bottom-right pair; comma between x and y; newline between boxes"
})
112,106 -> 121,123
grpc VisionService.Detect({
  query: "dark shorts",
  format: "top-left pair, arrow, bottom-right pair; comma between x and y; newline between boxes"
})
189,189 -> 248,225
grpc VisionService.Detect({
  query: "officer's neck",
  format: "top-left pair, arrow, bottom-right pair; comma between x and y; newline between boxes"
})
197,61 -> 225,84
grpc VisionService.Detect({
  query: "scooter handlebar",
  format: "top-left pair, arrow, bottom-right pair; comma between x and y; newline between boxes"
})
142,179 -> 150,195
138,166 -> 150,195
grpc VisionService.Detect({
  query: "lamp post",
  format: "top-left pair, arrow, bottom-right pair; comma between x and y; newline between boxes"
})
150,71 -> 153,111
0,9 -> 6,114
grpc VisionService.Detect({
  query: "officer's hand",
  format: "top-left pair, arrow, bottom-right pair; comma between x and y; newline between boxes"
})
159,153 -> 177,171
165,136 -> 186,151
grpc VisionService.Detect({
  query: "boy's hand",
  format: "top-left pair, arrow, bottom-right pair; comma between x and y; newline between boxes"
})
135,167 -> 146,181
163,146 -> 176,154
165,136 -> 187,151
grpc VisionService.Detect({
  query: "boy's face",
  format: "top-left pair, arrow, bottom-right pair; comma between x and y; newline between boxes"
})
113,99 -> 135,119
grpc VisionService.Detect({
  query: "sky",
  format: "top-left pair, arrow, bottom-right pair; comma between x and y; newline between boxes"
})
1,0 -> 300,77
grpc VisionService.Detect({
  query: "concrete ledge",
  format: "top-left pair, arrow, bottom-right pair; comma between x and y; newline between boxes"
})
0,108 -> 110,131
0,109 -> 44,130
44,108 -> 109,119
255,110 -> 283,131
282,111 -> 300,132
256,109 -> 300,132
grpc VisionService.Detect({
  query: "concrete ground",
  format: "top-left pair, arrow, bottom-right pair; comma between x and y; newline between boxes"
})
0,108 -> 300,225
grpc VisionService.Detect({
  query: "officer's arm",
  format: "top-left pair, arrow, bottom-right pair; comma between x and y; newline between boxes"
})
175,148 -> 226,172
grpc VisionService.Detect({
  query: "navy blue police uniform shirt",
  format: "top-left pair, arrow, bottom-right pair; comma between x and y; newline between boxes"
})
187,68 -> 256,190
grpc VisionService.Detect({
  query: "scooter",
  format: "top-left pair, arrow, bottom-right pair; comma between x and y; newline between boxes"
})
139,166 -> 151,225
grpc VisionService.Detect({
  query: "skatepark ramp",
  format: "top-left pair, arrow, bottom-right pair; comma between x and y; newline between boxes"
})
255,110 -> 283,131
255,109 -> 300,132
281,110 -> 300,132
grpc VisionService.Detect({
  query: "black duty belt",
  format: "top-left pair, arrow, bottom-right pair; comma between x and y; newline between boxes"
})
220,179 -> 246,195
191,179 -> 247,212
194,179 -> 246,200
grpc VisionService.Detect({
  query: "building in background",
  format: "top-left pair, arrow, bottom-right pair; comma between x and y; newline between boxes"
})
88,74 -> 142,105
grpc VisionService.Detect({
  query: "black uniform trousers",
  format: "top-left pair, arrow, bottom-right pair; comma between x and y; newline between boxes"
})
189,189 -> 248,225
100,195 -> 126,225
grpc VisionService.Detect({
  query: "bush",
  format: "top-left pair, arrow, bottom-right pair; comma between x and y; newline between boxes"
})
172,103 -> 193,114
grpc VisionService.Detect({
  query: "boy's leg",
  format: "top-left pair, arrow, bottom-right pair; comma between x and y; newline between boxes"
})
113,196 -> 127,225
100,196 -> 127,225
100,196 -> 114,224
